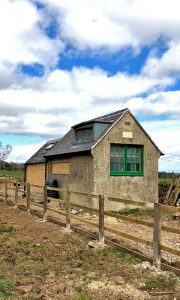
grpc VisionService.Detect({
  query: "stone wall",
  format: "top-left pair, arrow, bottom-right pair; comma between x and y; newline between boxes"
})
92,112 -> 160,211
47,154 -> 95,207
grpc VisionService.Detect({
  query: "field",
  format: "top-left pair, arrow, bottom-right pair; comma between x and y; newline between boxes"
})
0,170 -> 24,179
0,203 -> 179,300
158,178 -> 172,183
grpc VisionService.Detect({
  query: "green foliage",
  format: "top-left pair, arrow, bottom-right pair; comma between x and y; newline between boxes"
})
30,242 -> 44,249
158,177 -> 172,183
0,279 -> 15,298
98,247 -> 142,264
158,171 -> 179,179
111,208 -> 156,217
0,225 -> 16,236
74,291 -> 93,300
0,169 -> 24,179
75,263 -> 93,277
111,208 -> 142,216
79,264 -> 93,275
146,276 -> 179,289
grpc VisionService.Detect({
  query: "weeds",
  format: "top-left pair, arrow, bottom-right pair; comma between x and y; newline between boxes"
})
98,247 -> 142,264
0,225 -> 15,235
74,291 -> 93,300
146,276 -> 179,289
0,279 -> 15,298
80,264 -> 93,275
75,263 -> 94,277
111,208 -> 143,216
30,242 -> 44,249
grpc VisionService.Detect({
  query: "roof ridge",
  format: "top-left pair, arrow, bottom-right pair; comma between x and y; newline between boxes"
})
73,108 -> 128,127
94,108 -> 128,120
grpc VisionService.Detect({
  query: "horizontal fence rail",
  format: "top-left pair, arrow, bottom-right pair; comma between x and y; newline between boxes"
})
0,178 -> 179,271
108,196 -> 154,208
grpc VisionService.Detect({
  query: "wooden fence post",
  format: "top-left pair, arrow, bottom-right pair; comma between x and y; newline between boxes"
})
99,194 -> 105,244
66,190 -> 71,230
14,179 -> 18,208
4,179 -> 7,204
153,203 -> 161,268
26,183 -> 30,214
43,185 -> 47,221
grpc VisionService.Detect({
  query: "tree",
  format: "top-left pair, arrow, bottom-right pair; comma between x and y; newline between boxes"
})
0,142 -> 12,162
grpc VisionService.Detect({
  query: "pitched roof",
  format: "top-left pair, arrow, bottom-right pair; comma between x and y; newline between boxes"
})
26,107 -> 163,163
25,138 -> 61,164
44,108 -> 128,157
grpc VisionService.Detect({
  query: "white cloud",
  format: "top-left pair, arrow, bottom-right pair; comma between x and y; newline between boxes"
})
143,43 -> 180,77
0,67 -> 175,137
8,142 -> 45,163
142,119 -> 180,172
39,0 -> 180,51
0,0 -> 179,171
0,0 -> 63,86
128,91 -> 180,117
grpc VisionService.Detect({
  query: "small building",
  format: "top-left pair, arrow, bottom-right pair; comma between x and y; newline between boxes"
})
25,108 -> 163,209
25,138 -> 60,187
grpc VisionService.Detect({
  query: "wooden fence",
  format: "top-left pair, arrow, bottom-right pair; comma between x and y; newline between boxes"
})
0,178 -> 179,270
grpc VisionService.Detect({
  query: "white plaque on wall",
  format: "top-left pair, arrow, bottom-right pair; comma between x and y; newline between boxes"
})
122,131 -> 133,138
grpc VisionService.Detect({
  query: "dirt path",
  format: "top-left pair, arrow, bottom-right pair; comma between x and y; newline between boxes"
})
0,182 -> 179,265
0,203 -> 179,300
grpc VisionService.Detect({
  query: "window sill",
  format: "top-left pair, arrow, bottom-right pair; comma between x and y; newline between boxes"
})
110,172 -> 144,176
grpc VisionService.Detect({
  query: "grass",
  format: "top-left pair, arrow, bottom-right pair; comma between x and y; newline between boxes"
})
75,263 -> 94,277
0,170 -> 24,179
146,276 -> 179,289
158,177 -> 172,183
79,263 -> 93,275
111,208 -> 144,217
98,247 -> 142,265
30,242 -> 45,249
0,279 -> 15,298
74,291 -> 93,300
0,225 -> 16,236
111,208 -> 156,218
111,207 -> 173,218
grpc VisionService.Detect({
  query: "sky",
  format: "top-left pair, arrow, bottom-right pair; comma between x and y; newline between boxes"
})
0,0 -> 180,172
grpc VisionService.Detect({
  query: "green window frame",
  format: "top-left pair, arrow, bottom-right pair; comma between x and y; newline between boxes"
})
110,144 -> 144,176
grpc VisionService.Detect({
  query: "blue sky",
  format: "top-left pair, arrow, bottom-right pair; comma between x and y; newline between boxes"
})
0,0 -> 180,172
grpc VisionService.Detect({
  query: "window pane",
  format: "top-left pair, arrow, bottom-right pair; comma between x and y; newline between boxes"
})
127,146 -> 136,154
76,128 -> 92,142
131,155 -> 136,163
136,155 -> 141,163
110,145 -> 125,172
136,147 -> 141,154
111,144 -> 143,174
119,163 -> 125,171
136,163 -> 140,171
127,163 -> 136,171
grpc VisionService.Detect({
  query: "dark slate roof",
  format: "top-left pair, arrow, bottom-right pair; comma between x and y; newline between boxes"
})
73,108 -> 128,128
26,107 -> 163,163
44,108 -> 128,157
25,138 -> 61,164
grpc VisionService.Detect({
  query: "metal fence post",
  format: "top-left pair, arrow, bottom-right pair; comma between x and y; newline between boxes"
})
43,185 -> 47,221
153,203 -> 161,268
99,194 -> 105,244
14,179 -> 18,208
66,190 -> 71,230
26,183 -> 30,214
